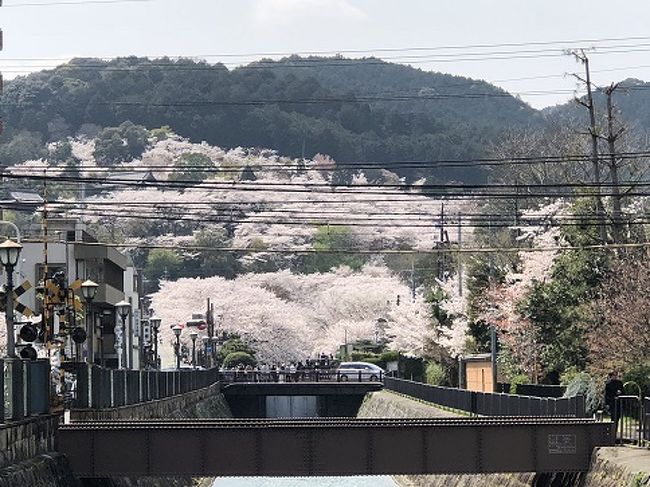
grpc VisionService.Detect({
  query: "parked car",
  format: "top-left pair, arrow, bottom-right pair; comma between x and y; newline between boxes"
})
336,362 -> 384,381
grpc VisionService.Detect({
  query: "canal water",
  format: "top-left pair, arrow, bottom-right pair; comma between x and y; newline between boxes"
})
213,477 -> 398,486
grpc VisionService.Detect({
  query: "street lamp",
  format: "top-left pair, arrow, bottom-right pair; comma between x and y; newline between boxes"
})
201,335 -> 209,368
0,239 -> 22,358
81,280 -> 99,364
115,300 -> 131,369
172,325 -> 183,370
189,330 -> 198,369
150,314 -> 161,370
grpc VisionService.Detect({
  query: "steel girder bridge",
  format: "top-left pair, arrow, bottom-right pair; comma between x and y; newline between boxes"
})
59,417 -> 613,478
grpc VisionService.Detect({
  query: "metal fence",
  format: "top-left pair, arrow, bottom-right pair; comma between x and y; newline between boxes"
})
384,377 -> 586,417
615,395 -> 650,447
68,364 -> 220,409
219,369 -> 384,383
2,358 -> 51,422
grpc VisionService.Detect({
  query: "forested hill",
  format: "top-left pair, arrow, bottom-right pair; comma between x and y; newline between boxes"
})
1,56 -> 541,182
544,77 -> 650,129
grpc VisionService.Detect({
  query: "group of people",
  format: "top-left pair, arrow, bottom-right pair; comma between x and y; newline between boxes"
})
220,355 -> 336,382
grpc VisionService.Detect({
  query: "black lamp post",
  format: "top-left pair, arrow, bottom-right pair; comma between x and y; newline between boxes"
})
201,336 -> 209,367
189,330 -> 198,369
81,280 -> 99,364
0,239 -> 22,358
172,325 -> 182,370
115,300 -> 131,369
150,314 -> 161,370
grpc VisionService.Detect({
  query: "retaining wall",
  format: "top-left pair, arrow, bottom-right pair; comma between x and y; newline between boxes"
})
0,382 -> 231,487
358,390 -> 591,487
0,415 -> 59,470
70,382 -> 230,421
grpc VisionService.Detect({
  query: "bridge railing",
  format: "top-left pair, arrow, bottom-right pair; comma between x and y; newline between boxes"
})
384,377 -> 586,417
2,358 -> 51,423
67,364 -> 220,410
218,369 -> 384,383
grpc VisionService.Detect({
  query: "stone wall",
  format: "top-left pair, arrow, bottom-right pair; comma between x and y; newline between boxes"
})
0,453 -> 77,487
0,415 -> 59,470
0,383 -> 230,487
360,391 -> 594,487
70,382 -> 231,421
582,447 -> 650,487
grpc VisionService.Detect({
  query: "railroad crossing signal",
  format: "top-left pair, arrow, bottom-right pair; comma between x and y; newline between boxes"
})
0,280 -> 34,317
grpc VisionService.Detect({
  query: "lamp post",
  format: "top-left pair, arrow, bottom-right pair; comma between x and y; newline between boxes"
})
172,325 -> 182,370
115,300 -> 131,369
150,314 -> 161,370
210,336 -> 219,368
0,239 -> 22,358
201,336 -> 209,368
81,280 -> 99,364
189,330 -> 198,369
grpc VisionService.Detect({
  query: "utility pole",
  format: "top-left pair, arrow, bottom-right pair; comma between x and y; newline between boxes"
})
457,212 -> 463,297
601,83 -> 626,244
569,49 -> 607,242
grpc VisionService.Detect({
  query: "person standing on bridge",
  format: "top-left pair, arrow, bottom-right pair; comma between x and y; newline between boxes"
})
605,371 -> 624,424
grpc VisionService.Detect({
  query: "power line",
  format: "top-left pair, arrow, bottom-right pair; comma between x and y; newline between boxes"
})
4,0 -> 152,7
6,35 -> 650,59
20,238 -> 650,254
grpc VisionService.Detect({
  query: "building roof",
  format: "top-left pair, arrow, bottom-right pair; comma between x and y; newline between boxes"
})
9,191 -> 44,204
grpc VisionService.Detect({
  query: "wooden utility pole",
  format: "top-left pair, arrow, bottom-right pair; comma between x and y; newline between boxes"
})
457,212 -> 463,297
601,83 -> 626,243
570,49 -> 607,242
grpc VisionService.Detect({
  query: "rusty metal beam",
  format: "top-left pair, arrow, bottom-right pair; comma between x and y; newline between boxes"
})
59,418 -> 613,478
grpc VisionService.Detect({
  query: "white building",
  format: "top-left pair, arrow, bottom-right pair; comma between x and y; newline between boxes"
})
2,219 -> 143,369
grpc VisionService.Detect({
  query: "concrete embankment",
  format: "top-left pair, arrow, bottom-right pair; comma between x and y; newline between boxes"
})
357,390 -> 540,487
360,390 -> 650,487
583,447 -> 650,487
0,383 -> 232,487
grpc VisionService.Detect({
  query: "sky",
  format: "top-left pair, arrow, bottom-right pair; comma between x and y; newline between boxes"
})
3,0 -> 650,109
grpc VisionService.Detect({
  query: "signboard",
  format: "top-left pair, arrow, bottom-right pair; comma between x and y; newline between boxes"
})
548,434 -> 577,455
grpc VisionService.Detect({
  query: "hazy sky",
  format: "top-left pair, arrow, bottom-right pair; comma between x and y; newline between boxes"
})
3,0 -> 650,109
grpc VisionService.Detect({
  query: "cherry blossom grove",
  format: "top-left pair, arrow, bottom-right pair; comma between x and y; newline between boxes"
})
150,264 -> 438,367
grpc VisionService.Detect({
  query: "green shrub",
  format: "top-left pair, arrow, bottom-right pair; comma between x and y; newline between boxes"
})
223,352 -> 256,368
622,364 -> 650,397
425,362 -> 445,386
560,366 -> 581,386
380,351 -> 400,363
509,374 -> 529,395
564,372 -> 602,415
350,352 -> 376,362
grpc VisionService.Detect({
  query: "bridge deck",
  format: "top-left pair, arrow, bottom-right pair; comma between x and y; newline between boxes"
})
59,418 -> 613,477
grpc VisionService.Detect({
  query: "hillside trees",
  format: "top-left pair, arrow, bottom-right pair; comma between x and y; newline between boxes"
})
302,226 -> 366,273
93,121 -> 149,166
0,56 -> 539,182
587,252 -> 650,375
169,152 -> 215,182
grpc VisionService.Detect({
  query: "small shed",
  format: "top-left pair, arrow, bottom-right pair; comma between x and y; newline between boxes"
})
461,353 -> 495,393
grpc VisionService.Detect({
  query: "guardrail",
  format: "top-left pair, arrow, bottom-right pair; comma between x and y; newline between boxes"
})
2,358 -> 51,422
66,364 -> 220,410
219,369 -> 384,383
384,377 -> 586,417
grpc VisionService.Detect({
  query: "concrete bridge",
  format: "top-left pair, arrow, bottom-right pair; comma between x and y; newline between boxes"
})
222,381 -> 382,417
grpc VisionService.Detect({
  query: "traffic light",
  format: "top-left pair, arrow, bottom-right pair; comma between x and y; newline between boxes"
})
71,327 -> 87,344
19,345 -> 37,360
19,323 -> 38,342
